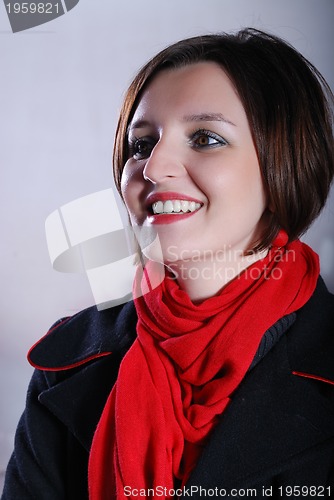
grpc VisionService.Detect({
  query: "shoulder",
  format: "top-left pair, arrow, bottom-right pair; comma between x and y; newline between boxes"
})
290,276 -> 334,343
287,276 -> 334,383
28,300 -> 138,372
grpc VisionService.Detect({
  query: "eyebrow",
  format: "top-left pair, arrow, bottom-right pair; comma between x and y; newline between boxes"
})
128,112 -> 235,133
128,120 -> 151,133
182,112 -> 236,126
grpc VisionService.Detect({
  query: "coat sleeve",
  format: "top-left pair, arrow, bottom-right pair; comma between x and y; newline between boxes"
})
1,303 -> 135,499
1,368 -> 86,500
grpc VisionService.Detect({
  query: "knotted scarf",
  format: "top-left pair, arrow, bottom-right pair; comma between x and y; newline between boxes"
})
88,238 -> 319,499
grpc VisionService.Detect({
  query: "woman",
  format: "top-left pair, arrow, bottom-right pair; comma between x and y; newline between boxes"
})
2,28 -> 334,499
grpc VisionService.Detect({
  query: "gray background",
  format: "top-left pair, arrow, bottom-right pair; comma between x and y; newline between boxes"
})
0,0 -> 333,486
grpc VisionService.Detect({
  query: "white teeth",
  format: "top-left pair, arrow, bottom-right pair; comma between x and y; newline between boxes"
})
152,199 -> 201,215
164,200 -> 174,213
189,201 -> 196,212
154,201 -> 164,214
173,200 -> 181,213
180,200 -> 189,213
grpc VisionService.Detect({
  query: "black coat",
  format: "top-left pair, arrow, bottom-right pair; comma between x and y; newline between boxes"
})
2,278 -> 334,499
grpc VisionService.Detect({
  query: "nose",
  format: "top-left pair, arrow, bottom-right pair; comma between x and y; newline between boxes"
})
142,139 -> 186,184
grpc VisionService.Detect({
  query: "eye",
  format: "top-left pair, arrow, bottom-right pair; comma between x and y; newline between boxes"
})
128,136 -> 156,160
191,129 -> 228,149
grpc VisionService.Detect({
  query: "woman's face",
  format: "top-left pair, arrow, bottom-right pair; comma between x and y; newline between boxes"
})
121,62 -> 267,266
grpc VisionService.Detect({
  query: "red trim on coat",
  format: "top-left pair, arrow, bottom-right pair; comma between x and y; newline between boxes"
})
292,371 -> 334,386
28,351 -> 113,372
27,316 -> 112,372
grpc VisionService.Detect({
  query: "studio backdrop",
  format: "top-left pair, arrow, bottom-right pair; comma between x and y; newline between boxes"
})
0,0 -> 333,483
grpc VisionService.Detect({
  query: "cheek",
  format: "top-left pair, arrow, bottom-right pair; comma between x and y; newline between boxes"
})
244,163 -> 267,212
120,164 -> 131,206
120,162 -> 144,222
199,156 -> 266,216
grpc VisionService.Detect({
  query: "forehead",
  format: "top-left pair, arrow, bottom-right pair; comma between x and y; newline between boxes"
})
130,62 -> 245,124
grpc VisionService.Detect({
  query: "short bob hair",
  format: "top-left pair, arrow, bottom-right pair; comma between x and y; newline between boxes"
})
113,28 -> 334,250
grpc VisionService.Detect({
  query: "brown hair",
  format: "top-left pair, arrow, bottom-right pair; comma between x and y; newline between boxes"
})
113,28 -> 334,250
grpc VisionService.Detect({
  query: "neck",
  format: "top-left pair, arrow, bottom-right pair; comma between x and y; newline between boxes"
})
165,249 -> 268,302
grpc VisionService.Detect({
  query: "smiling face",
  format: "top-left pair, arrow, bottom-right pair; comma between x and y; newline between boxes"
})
121,62 -> 267,267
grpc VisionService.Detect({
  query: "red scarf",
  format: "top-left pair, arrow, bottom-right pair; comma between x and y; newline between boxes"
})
88,239 -> 319,499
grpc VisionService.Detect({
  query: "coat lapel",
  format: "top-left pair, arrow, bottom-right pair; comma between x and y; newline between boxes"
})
31,301 -> 138,451
38,354 -> 118,451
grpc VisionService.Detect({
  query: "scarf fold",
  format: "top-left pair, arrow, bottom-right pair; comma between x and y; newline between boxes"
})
88,240 -> 319,499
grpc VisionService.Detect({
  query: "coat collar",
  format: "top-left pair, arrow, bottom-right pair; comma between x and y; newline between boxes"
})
28,300 -> 137,450
287,277 -> 334,385
28,300 -> 137,371
32,278 -> 334,485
